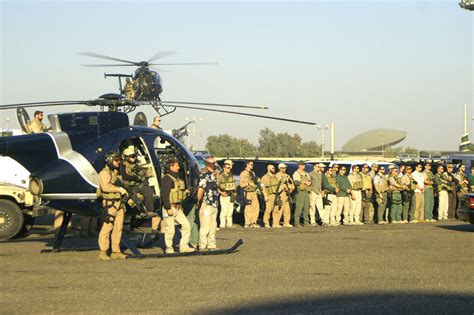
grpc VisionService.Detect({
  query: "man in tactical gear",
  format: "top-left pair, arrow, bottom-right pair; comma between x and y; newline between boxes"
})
308,163 -> 324,226
423,163 -> 435,222
455,164 -> 469,210
197,157 -> 220,250
261,164 -> 281,228
322,167 -> 339,226
275,163 -> 294,227
240,161 -> 260,228
443,164 -> 457,219
97,151 -> 129,261
374,166 -> 389,224
469,166 -> 474,193
160,158 -> 194,254
388,168 -> 405,224
217,160 -> 236,229
119,146 -> 157,220
27,110 -> 51,134
434,165 -> 448,221
292,161 -> 312,227
347,165 -> 364,225
123,78 -> 136,100
360,164 -> 374,223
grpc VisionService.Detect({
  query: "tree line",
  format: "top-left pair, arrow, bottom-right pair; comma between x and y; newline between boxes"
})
205,128 -> 321,158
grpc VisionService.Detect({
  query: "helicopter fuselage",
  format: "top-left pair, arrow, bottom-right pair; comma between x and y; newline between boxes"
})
0,111 -> 200,217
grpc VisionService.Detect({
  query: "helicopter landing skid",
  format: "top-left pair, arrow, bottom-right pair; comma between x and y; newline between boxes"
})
129,239 -> 243,259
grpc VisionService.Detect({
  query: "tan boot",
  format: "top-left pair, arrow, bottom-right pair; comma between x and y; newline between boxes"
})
98,251 -> 111,261
179,246 -> 195,253
110,252 -> 128,260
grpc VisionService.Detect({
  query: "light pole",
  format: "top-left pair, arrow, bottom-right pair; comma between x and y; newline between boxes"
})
317,124 -> 329,159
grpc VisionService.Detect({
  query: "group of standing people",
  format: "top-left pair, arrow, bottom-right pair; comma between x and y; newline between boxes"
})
232,161 -> 473,229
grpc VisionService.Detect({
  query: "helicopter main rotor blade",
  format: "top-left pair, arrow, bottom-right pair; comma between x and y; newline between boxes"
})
150,62 -> 218,66
148,51 -> 177,63
159,101 -> 268,110
159,104 -> 315,125
82,64 -> 137,67
79,52 -> 138,65
0,101 -> 89,110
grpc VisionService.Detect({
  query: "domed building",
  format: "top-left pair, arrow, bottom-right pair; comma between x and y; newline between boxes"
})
342,129 -> 407,152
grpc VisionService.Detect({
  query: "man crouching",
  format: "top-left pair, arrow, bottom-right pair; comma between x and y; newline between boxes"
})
160,158 -> 195,254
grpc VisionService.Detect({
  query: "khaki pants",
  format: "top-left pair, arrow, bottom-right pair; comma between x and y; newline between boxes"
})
151,215 -> 162,231
98,200 -> 125,253
163,207 -> 191,250
414,192 -> 424,221
309,191 -> 323,224
219,196 -> 234,228
263,194 -> 281,226
338,196 -> 351,224
438,190 -> 448,220
199,204 -> 218,249
244,191 -> 259,225
350,190 -> 362,223
279,192 -> 291,225
325,194 -> 338,224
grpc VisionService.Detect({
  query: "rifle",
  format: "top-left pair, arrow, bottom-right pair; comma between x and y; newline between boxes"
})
272,179 -> 284,209
115,178 -> 148,217
250,171 -> 263,196
172,121 -> 193,141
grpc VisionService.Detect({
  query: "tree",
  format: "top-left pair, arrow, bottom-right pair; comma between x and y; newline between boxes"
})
205,134 -> 256,157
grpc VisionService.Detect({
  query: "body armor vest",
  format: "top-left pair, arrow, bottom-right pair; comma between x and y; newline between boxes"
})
362,173 -> 372,190
379,175 -> 389,193
97,167 -> 121,200
166,174 -> 186,204
350,174 -> 364,190
219,173 -> 236,191
264,175 -> 280,195
121,161 -> 140,186
325,175 -> 337,193
424,171 -> 434,188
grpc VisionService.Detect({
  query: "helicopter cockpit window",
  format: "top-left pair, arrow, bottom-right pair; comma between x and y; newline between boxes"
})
153,135 -> 190,189
119,137 -> 160,196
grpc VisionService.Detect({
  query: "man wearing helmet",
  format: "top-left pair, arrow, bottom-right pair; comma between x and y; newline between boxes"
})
97,151 -> 129,261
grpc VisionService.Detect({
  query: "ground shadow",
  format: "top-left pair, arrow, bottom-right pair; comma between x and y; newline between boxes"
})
437,223 -> 474,232
203,292 -> 474,314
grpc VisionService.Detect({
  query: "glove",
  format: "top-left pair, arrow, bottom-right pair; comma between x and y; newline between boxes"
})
118,187 -> 128,196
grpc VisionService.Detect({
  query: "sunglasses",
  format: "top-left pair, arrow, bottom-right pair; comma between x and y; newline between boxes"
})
113,157 -> 121,162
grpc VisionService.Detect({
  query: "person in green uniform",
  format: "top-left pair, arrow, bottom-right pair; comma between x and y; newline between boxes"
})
292,161 -> 312,227
423,163 -> 435,222
322,167 -> 339,226
469,166 -> 474,193
388,168 -> 405,223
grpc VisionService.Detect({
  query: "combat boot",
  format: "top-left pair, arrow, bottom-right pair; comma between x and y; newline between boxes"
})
110,252 -> 128,260
180,246 -> 195,253
98,251 -> 111,261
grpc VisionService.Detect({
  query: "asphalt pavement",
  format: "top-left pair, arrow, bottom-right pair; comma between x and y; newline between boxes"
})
0,220 -> 473,314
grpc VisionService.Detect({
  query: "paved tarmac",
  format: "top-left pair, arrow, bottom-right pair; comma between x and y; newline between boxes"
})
0,220 -> 473,314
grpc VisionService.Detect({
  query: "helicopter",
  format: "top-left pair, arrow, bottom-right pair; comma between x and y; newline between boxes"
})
80,51 -> 218,103
0,92 -> 316,256
459,0 -> 474,10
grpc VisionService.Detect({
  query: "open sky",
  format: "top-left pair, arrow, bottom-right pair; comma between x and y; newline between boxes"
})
1,0 -> 472,151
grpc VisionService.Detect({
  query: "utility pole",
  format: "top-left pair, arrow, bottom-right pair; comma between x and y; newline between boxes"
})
316,124 -> 329,159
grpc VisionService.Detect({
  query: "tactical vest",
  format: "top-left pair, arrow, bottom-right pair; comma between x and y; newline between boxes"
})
378,175 -> 389,193
166,174 -> 186,204
423,171 -> 434,188
241,170 -> 256,192
389,175 -> 403,191
362,173 -> 372,190
297,172 -> 310,192
121,161 -> 140,186
264,175 -> 280,195
218,173 -> 236,191
350,174 -> 364,190
325,175 -> 337,193
97,167 -> 121,200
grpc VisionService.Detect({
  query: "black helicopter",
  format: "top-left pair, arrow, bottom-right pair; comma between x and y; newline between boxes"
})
81,51 -> 217,103
0,59 -> 316,256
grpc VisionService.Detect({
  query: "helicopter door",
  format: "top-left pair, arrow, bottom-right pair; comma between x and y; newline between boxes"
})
16,107 -> 30,133
136,137 -> 160,196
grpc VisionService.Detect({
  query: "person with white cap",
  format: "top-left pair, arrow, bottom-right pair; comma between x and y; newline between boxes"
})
217,159 -> 237,228
275,163 -> 294,227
